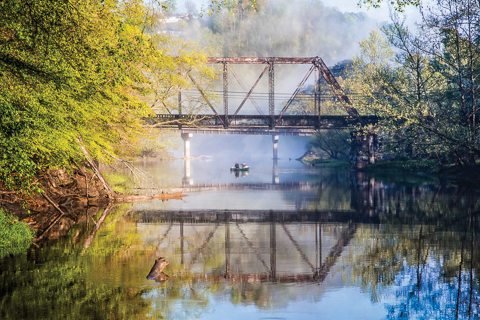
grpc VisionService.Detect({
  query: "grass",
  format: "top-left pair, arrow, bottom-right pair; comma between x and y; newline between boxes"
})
366,159 -> 444,185
0,209 -> 35,258
368,159 -> 441,174
299,157 -> 350,169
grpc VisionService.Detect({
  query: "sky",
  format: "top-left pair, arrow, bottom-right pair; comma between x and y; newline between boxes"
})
176,0 -> 425,30
320,0 -> 423,27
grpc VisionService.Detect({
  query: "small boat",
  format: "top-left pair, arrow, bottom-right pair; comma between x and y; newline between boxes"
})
230,165 -> 250,171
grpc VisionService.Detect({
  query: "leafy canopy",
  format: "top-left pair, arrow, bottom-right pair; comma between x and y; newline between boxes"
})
0,0 -> 213,192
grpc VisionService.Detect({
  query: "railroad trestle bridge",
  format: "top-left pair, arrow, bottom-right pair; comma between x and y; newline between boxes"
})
150,57 -> 379,169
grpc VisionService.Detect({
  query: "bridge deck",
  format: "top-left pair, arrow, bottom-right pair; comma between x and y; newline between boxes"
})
149,114 -> 378,135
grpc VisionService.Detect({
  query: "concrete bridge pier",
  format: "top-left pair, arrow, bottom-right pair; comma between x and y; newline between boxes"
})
181,133 -> 193,159
182,159 -> 193,186
272,135 -> 279,184
181,133 -> 193,186
350,132 -> 379,170
272,135 -> 279,160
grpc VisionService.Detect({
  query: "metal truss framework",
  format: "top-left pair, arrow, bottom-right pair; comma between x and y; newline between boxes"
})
206,57 -> 366,129
143,210 -> 357,284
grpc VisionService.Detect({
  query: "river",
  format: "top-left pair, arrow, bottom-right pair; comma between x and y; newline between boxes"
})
1,142 -> 479,319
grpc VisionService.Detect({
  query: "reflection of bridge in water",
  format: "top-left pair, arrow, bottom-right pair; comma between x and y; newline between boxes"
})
173,181 -> 323,193
140,209 -> 373,284
143,173 -> 462,285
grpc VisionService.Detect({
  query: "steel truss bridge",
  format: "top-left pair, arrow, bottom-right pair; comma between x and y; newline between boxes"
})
151,57 -> 377,136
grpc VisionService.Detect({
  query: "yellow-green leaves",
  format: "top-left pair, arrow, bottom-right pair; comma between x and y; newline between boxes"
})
0,0 -> 215,191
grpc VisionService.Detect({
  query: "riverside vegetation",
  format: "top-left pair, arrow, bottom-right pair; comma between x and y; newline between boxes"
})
0,0 -> 216,256
296,0 -> 480,181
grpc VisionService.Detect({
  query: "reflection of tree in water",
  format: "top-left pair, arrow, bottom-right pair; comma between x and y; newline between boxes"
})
340,186 -> 480,319
350,172 -> 480,224
0,205 -> 152,319
281,169 -> 352,211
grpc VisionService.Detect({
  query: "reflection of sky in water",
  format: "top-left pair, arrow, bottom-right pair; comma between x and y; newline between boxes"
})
134,190 -> 299,210
138,221 -> 387,320
130,156 -> 350,211
206,287 -> 386,320
142,284 -> 387,320
137,155 -> 317,186
133,220 -> 391,320
127,138 -> 352,211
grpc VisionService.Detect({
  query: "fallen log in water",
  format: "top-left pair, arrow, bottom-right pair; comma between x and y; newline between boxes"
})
114,191 -> 187,203
147,257 -> 169,281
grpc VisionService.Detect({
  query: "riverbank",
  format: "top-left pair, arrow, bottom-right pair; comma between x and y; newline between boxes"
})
297,150 -> 350,169
300,151 -> 480,186
0,163 -> 186,253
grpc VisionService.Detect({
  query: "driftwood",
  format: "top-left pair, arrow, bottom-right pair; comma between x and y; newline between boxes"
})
77,137 -> 115,196
147,257 -> 169,281
114,191 -> 187,203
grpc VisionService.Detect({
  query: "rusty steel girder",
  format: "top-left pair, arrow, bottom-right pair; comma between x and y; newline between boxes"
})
152,114 -> 378,130
208,57 -> 320,64
223,62 -> 228,126
203,56 -> 366,127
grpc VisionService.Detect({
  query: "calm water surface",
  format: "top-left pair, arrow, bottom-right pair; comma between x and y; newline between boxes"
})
1,155 -> 479,319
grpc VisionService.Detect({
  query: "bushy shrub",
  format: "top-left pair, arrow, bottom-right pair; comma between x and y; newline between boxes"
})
0,210 -> 35,258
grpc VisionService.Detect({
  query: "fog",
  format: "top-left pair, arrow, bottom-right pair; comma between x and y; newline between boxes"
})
165,0 -> 380,158
180,0 -> 378,63
172,134 -> 310,162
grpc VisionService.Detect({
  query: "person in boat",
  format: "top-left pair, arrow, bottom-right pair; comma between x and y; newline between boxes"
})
235,162 -> 239,169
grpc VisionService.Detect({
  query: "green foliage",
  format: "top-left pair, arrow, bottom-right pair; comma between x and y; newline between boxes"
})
160,0 -> 177,13
367,159 -> 443,185
344,2 -> 480,167
103,173 -> 135,195
202,0 -> 258,16
0,210 -> 35,258
307,130 -> 351,160
0,0 -> 215,192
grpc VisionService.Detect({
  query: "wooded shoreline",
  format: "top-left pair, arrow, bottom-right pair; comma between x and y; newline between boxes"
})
0,162 -> 187,247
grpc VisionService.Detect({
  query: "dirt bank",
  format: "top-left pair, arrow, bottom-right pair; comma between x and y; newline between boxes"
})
0,165 -> 186,243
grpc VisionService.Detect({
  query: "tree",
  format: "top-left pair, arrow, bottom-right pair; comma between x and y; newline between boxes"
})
357,0 -> 421,12
344,2 -> 480,167
0,0 -> 215,192
307,130 -> 351,160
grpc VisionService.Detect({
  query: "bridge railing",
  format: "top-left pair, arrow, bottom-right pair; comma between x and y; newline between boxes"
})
152,114 -> 378,131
